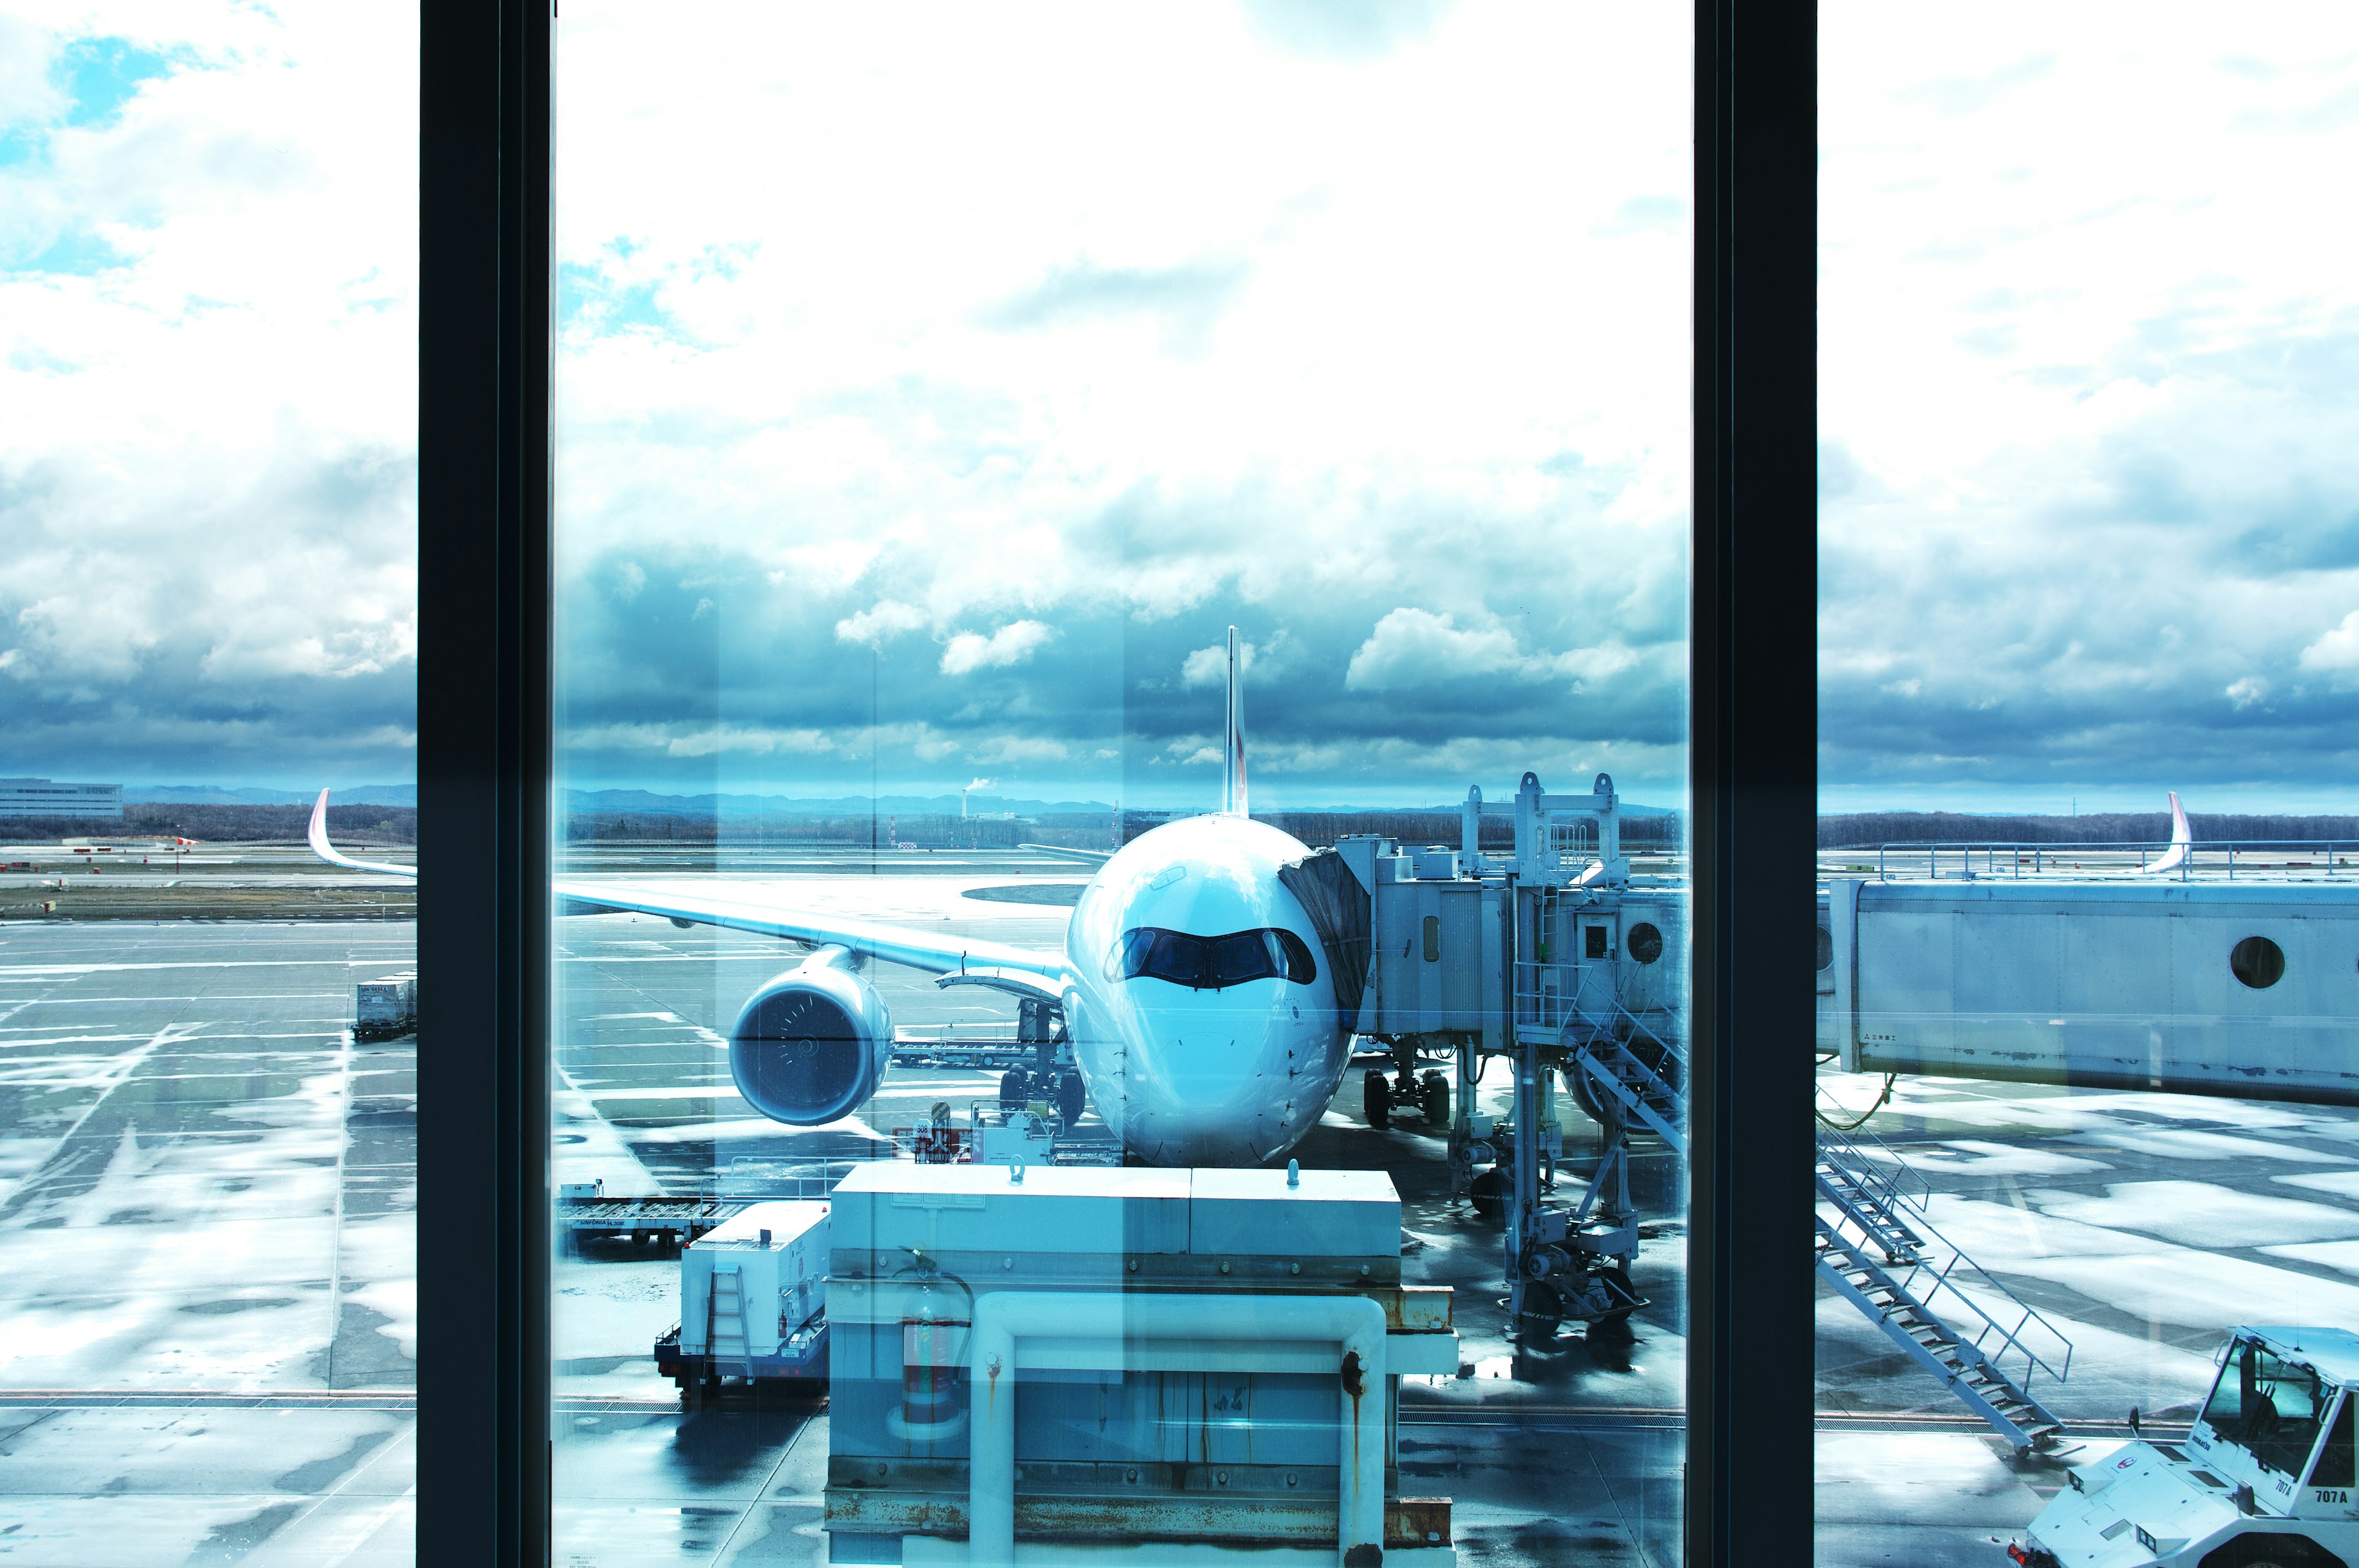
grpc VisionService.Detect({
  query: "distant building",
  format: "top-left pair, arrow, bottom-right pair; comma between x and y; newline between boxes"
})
0,778 -> 123,821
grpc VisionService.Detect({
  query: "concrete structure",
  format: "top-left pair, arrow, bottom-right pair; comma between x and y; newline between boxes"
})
820,1161 -> 1457,1566
0,777 -> 122,821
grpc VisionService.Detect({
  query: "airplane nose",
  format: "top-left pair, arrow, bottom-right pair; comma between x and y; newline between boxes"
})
1103,991 -> 1310,1162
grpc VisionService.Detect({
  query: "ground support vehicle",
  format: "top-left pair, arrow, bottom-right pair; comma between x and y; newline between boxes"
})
2012,1327 -> 2359,1567
654,1199 -> 832,1403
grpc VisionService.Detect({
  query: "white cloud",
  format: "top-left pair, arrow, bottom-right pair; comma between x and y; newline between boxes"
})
1180,639 -> 1254,688
2226,676 -> 2271,709
970,736 -> 1068,765
834,599 -> 926,647
565,722 -> 832,757
0,1 -> 420,782
2299,613 -> 2359,682
939,619 -> 1054,675
1344,609 -> 1525,690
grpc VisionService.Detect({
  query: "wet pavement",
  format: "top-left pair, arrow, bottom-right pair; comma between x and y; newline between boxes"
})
0,917 -> 416,1566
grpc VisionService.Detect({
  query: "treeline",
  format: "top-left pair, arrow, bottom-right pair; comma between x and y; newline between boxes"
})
2,803 -> 417,844
563,812 -> 1048,848
1821,811 -> 2359,848
1253,810 -> 1683,851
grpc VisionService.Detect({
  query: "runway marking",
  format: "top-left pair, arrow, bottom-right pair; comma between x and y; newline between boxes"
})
0,1020 -> 202,1213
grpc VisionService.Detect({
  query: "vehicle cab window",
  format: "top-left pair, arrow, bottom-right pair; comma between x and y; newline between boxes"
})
2310,1395 -> 2355,1492
2201,1336 -> 2337,1482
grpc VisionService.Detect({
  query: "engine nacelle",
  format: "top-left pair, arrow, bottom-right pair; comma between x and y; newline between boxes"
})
727,948 -> 894,1126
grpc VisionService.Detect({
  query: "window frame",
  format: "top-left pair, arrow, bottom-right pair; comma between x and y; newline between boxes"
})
412,0 -> 1817,1560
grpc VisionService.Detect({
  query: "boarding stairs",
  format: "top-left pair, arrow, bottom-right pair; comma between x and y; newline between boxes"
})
1814,1115 -> 2073,1452
704,1266 -> 750,1379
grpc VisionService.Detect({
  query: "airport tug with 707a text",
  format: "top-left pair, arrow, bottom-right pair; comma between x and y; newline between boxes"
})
2013,1327 -> 2359,1568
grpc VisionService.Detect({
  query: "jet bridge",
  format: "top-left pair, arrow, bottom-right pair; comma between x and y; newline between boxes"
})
1301,771 -> 1688,1336
1818,876 -> 2359,1106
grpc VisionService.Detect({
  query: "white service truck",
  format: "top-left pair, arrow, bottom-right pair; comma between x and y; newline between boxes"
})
652,1199 -> 830,1402
2013,1326 -> 2359,1568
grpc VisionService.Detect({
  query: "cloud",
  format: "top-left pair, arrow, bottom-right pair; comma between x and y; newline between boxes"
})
0,2 -> 418,787
971,736 -> 1068,765
1817,4 -> 2359,806
939,620 -> 1054,676
569,722 -> 832,758
1180,639 -> 1254,689
1344,609 -> 1525,690
2299,612 -> 2359,684
835,599 -> 926,647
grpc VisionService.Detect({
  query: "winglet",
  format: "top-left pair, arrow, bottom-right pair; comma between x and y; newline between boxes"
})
307,787 -> 336,863
1222,625 -> 1248,816
2144,791 -> 2193,875
307,787 -> 418,880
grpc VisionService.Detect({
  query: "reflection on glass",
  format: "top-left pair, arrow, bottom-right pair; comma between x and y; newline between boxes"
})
553,4 -> 1691,1563
1820,9 -> 2359,1566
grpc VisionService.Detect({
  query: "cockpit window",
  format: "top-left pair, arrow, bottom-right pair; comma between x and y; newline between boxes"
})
2201,1335 -> 2338,1479
1117,926 -> 1317,989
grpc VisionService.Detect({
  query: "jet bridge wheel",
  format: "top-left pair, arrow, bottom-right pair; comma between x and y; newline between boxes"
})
1418,1069 -> 1450,1128
1363,1069 -> 1394,1130
1468,1166 -> 1506,1222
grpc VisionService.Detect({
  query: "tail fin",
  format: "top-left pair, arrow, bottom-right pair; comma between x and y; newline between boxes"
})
2143,791 -> 2193,875
1222,625 -> 1248,816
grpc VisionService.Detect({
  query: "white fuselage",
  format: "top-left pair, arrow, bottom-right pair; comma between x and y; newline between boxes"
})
1058,814 -> 1348,1167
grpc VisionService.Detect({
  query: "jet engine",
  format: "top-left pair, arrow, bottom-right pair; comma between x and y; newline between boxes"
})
727,947 -> 894,1126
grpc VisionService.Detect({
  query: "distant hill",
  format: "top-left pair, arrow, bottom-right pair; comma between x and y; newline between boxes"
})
555,788 -> 1680,819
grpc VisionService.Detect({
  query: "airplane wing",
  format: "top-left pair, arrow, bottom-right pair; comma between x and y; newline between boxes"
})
548,873 -> 1071,981
1019,843 -> 1114,865
308,789 -> 418,880
2142,791 -> 2193,876
309,787 -> 1067,981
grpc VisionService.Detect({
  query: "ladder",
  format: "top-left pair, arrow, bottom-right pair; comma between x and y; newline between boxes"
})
705,1266 -> 750,1379
1815,1119 -> 2072,1452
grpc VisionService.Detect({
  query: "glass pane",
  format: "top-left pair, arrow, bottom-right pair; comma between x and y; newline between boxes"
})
553,6 -> 1691,1564
0,4 -> 420,1561
1818,10 -> 2359,1564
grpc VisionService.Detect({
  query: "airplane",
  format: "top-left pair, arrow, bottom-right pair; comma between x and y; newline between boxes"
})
311,628 -> 1353,1167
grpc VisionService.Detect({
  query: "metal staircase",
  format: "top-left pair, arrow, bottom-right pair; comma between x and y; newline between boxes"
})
704,1266 -> 749,1379
1815,1112 -> 2073,1452
1569,1031 -> 1684,1152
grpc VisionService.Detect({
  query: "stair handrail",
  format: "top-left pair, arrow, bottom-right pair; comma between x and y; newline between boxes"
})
1817,1156 -> 2073,1395
1813,1090 -> 1930,1213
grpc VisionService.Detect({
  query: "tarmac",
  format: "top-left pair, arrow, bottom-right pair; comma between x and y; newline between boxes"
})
4,845 -> 2358,1564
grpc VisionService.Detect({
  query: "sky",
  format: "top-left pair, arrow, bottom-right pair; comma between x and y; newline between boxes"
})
1,4 -> 2355,813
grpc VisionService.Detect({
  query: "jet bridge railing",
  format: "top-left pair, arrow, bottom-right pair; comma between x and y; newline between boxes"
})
1512,959 -> 1682,1051
1855,839 -> 2355,882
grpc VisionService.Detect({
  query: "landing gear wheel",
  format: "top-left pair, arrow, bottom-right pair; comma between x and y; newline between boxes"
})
1468,1166 -> 1506,1222
1419,1069 -> 1450,1128
1363,1069 -> 1393,1130
1054,1071 -> 1087,1126
999,1069 -> 1028,1109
